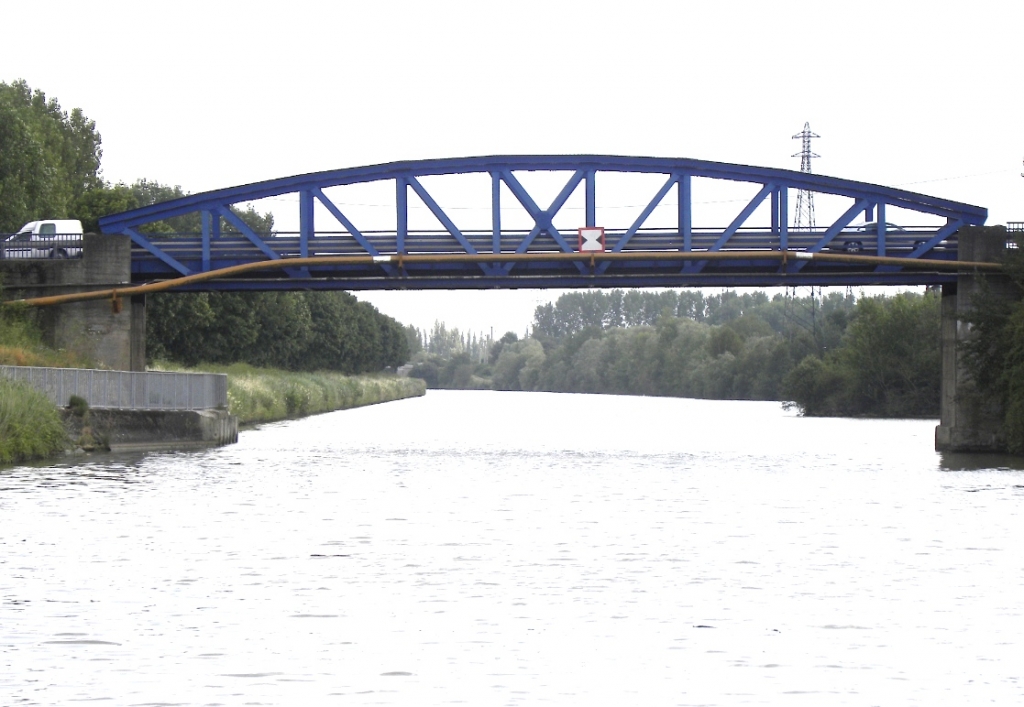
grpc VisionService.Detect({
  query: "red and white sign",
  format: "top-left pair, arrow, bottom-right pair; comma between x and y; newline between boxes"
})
578,227 -> 605,253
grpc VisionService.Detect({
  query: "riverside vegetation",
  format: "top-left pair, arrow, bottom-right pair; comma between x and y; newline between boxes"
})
1,80 -> 420,463
154,362 -> 425,425
410,288 -> 946,419
0,378 -> 67,464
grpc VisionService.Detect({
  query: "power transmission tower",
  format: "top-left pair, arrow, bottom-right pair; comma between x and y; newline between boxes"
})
792,122 -> 820,230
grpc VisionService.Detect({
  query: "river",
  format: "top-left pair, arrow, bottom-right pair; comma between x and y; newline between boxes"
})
2,390 -> 1023,705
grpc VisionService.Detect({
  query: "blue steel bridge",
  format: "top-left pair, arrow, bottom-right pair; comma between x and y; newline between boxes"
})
97,155 -> 988,291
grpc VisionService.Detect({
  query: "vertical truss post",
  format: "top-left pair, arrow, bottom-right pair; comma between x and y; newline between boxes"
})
491,172 -> 501,254
778,187 -> 788,251
585,170 -> 596,228
679,174 -> 691,251
396,177 -> 408,254
772,188 -> 779,235
864,204 -> 874,222
876,203 -> 886,257
299,189 -> 314,259
201,210 -> 212,272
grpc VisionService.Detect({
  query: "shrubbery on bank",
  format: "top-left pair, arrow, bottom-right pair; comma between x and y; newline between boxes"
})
155,362 -> 426,425
0,378 -> 67,464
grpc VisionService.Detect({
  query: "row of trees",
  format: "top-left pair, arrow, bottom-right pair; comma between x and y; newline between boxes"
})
148,291 -> 409,373
519,289 -> 939,414
417,287 -> 943,419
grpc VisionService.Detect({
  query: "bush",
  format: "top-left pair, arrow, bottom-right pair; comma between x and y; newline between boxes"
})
0,378 -> 67,464
68,395 -> 89,417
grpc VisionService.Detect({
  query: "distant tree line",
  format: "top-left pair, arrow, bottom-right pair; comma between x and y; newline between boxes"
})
0,79 -> 410,374
415,288 -> 944,419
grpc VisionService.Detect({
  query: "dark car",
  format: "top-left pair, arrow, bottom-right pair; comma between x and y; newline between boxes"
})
834,221 -> 906,253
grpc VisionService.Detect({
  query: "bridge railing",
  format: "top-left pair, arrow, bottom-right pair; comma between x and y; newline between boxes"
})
0,366 -> 228,411
130,225 -> 957,261
0,233 -> 85,260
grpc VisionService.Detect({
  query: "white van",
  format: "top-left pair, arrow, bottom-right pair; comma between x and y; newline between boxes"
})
2,219 -> 84,259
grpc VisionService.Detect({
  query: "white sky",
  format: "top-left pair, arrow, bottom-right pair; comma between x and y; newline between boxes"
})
2,1 -> 1021,336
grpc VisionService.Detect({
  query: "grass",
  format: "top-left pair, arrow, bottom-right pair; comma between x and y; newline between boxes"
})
0,377 -> 68,464
152,362 -> 426,425
0,301 -> 93,368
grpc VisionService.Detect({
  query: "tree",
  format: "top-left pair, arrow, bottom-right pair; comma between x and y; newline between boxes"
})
0,80 -> 102,232
782,292 -> 941,417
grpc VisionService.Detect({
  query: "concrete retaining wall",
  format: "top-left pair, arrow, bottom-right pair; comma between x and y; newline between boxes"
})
63,408 -> 238,452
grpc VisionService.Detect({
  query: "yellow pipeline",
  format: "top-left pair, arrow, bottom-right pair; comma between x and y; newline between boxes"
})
2,250 -> 1003,309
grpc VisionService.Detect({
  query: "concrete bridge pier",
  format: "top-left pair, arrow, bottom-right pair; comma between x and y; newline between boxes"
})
935,226 -> 1014,453
1,233 -> 145,371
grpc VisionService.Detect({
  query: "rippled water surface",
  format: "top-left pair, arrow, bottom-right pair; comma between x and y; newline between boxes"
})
2,391 -> 1023,705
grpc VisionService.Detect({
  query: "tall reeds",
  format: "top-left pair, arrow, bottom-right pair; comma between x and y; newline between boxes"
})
0,378 -> 67,464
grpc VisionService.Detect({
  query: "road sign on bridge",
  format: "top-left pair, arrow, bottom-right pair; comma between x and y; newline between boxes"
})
97,155 -> 988,291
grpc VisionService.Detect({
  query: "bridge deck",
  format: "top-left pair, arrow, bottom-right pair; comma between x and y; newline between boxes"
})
130,227 -> 961,290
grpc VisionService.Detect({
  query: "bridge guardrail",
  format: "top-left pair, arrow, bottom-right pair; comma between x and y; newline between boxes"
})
0,233 -> 84,260
0,366 -> 228,411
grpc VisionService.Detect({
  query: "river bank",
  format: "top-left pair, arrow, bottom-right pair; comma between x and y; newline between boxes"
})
152,363 -> 426,427
0,365 -> 426,465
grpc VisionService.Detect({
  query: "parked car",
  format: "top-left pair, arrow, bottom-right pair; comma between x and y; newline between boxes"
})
1,219 -> 84,259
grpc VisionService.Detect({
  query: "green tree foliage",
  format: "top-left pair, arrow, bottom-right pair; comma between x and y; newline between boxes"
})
477,287 -> 939,417
148,291 -> 409,373
781,292 -> 941,417
0,80 -> 102,232
959,229 -> 1024,452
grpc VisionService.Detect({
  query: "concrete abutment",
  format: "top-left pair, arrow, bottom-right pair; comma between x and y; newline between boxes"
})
935,226 -> 1015,453
0,233 -> 145,371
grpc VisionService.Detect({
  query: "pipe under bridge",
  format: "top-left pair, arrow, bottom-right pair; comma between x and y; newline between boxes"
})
98,155 -> 988,291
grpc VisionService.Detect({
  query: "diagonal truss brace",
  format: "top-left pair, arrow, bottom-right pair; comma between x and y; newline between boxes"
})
874,218 -> 964,273
596,173 -> 680,275
687,182 -> 775,274
499,169 -> 587,275
125,227 -> 192,276
786,198 -> 871,273
406,176 -> 495,276
313,188 -> 397,276
217,207 -> 303,279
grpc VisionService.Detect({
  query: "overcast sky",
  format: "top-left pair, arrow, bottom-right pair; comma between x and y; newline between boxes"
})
3,1 -> 1020,335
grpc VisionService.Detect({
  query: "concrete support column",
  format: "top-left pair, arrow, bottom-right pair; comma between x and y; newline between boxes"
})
935,226 -> 1014,452
0,233 -> 136,371
130,294 -> 146,372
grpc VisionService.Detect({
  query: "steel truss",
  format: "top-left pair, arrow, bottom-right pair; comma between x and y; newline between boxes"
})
98,155 -> 988,290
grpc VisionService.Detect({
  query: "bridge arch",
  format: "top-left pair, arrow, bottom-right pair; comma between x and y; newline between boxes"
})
98,155 -> 987,289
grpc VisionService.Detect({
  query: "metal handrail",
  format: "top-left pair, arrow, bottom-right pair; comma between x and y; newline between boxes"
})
0,365 -> 227,410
